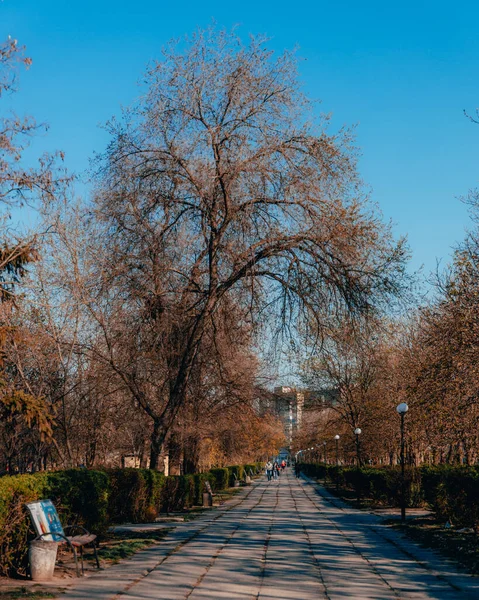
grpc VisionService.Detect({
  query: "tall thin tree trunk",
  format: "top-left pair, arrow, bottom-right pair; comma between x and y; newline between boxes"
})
183,436 -> 200,474
149,419 -> 163,470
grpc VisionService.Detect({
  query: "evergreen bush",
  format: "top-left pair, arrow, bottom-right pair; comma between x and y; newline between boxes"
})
46,469 -> 110,534
227,465 -> 244,486
0,473 -> 47,576
107,468 -> 165,523
209,467 -> 229,491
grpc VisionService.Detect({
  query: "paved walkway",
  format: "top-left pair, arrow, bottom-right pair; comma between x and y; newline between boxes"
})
60,471 -> 479,600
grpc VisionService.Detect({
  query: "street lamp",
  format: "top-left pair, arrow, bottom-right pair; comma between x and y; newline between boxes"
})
354,427 -> 362,506
354,428 -> 362,467
396,402 -> 409,523
334,434 -> 340,492
288,406 -> 293,448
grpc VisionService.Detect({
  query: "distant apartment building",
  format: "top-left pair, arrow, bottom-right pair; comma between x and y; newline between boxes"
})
272,387 -> 304,446
258,386 -> 338,447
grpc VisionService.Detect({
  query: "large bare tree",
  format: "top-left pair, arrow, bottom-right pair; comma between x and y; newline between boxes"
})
84,28 -> 407,467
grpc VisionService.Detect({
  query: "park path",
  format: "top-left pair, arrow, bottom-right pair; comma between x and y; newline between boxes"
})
60,471 -> 479,600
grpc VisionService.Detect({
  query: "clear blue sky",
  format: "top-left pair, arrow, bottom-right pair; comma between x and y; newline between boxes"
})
2,0 -> 479,281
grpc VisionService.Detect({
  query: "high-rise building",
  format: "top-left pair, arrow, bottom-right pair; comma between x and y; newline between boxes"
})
258,386 -> 338,447
271,387 -> 304,447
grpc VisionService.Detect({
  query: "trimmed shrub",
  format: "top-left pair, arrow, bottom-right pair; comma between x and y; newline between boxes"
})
420,465 -> 479,529
420,465 -> 449,510
298,463 -> 423,508
243,464 -> 256,477
46,469 -> 110,534
144,469 -> 166,518
0,473 -> 48,577
107,469 -> 165,524
227,465 -> 244,486
192,473 -> 215,505
209,468 -> 229,491
343,468 -> 372,498
160,475 -> 195,513
328,466 -> 346,487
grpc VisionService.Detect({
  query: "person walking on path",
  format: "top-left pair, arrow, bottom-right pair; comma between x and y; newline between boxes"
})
273,461 -> 280,480
265,460 -> 273,481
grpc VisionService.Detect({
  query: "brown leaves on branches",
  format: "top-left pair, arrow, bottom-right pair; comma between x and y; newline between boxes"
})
0,37 -> 66,464
86,27 -> 407,465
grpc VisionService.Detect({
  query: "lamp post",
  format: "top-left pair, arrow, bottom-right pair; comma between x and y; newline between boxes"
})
323,441 -> 327,464
396,402 -> 409,523
334,434 -> 340,491
289,406 -> 293,450
354,428 -> 362,467
354,427 -> 362,506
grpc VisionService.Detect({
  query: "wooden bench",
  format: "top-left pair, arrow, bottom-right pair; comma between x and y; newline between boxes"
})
26,500 -> 100,576
245,468 -> 255,485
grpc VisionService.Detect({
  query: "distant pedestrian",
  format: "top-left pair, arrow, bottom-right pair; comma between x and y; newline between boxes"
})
273,461 -> 280,479
265,460 -> 273,481
281,460 -> 286,471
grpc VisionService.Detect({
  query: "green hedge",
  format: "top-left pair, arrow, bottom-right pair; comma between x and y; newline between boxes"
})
0,461 -> 258,576
209,468 -> 229,491
0,473 -> 48,577
46,469 -> 110,533
107,468 -> 165,524
421,465 -> 479,529
192,473 -> 215,505
227,465 -> 245,486
298,463 -> 422,508
160,474 -> 195,513
244,463 -> 263,476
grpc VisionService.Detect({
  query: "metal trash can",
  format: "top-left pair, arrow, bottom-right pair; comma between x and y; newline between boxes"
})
203,491 -> 213,507
29,539 -> 58,581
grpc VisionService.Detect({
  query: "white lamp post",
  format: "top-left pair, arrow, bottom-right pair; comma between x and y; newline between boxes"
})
334,434 -> 341,491
354,427 -> 362,467
353,427 -> 362,505
334,435 -> 340,467
396,402 -> 409,522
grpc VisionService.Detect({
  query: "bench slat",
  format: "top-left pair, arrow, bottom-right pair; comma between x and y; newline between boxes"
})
67,534 -> 96,547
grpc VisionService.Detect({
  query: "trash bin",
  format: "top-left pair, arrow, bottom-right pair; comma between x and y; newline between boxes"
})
203,491 -> 213,507
29,539 -> 59,581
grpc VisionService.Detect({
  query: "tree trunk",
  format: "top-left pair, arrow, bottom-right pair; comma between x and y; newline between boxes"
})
149,419 -> 163,470
183,436 -> 200,474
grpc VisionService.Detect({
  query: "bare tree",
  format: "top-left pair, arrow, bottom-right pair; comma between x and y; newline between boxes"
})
0,37 -> 69,464
0,37 -> 67,299
59,28 -> 408,468
300,317 -> 401,463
